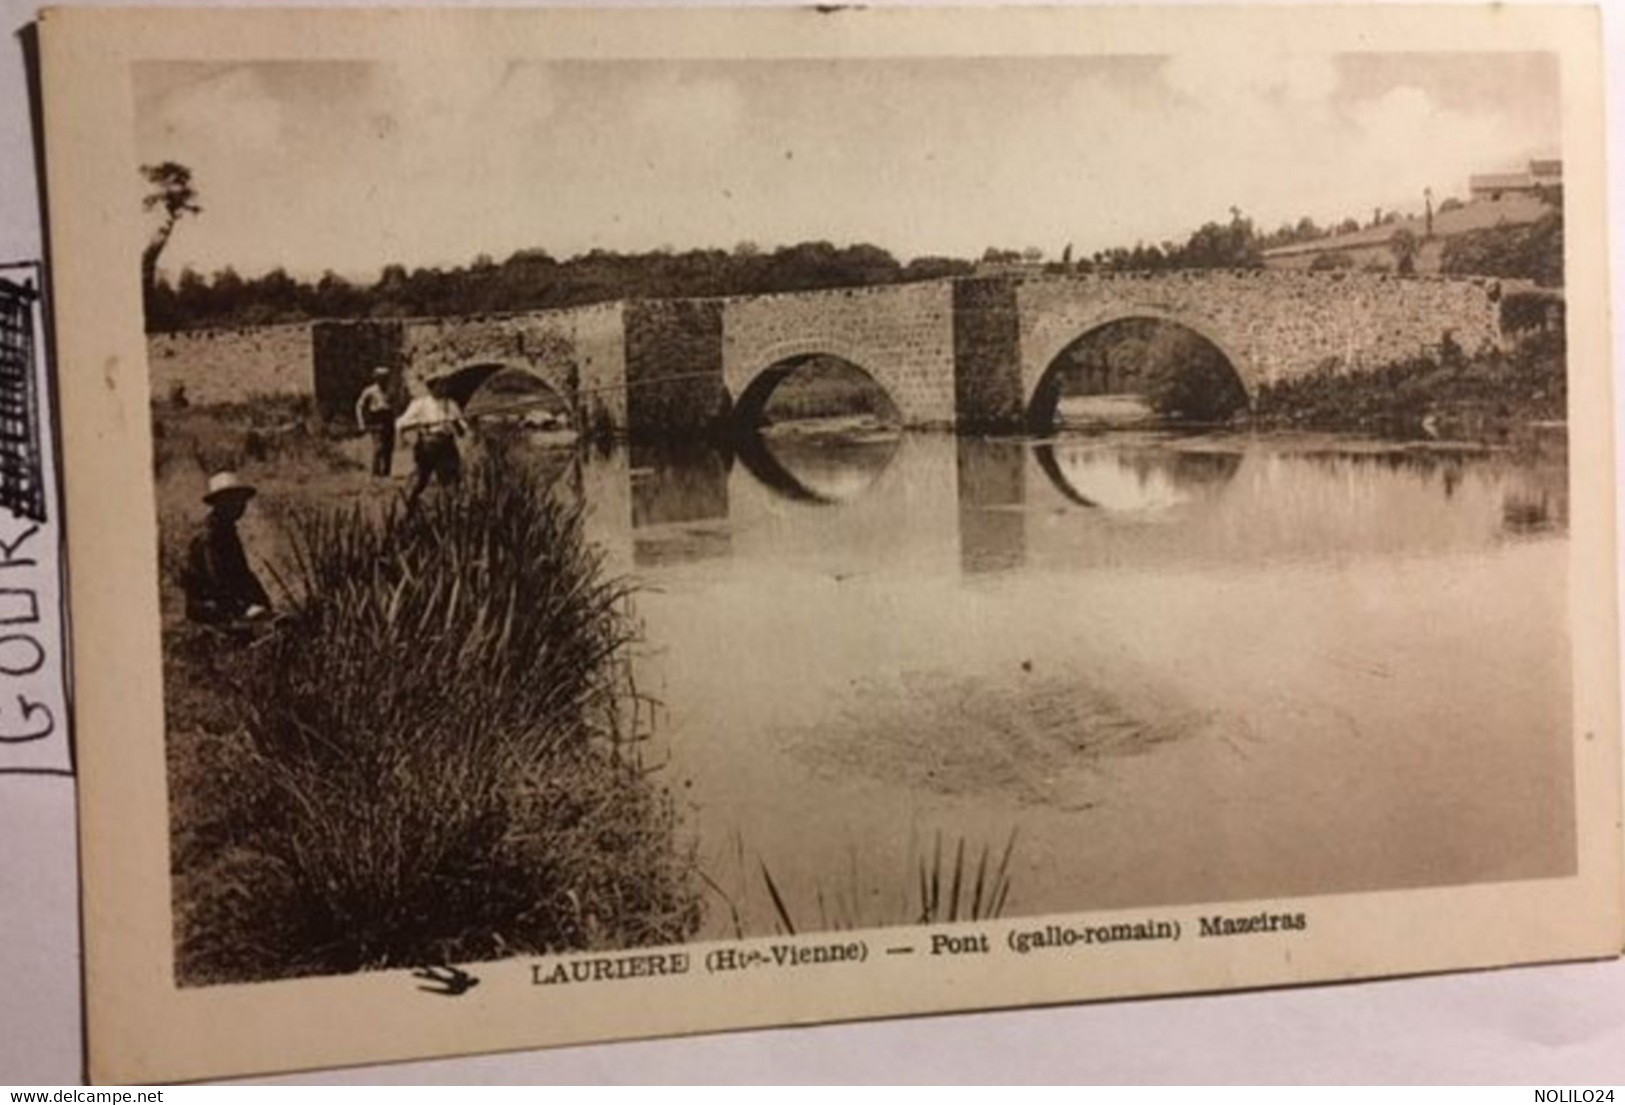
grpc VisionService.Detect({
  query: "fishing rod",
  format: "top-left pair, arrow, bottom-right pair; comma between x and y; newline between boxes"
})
461,368 -> 732,421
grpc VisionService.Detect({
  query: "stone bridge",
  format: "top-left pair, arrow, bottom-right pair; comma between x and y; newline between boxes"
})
300,270 -> 1516,436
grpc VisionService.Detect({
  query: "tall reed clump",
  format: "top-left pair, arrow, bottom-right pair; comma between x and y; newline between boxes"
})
176,445 -> 701,983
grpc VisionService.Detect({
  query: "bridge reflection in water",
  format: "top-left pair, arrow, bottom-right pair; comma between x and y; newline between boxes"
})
541,427 -> 1571,933
561,430 -> 1568,579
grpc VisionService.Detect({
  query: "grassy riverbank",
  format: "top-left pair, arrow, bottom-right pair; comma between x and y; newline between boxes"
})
159,414 -> 700,984
1251,330 -> 1566,442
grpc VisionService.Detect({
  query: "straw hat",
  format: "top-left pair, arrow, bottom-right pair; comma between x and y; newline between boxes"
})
203,471 -> 257,505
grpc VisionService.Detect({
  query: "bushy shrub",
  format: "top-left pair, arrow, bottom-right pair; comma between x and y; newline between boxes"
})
1140,323 -> 1249,423
1440,211 -> 1564,287
1501,289 -> 1564,336
172,446 -> 700,983
1252,327 -> 1566,438
1308,251 -> 1355,271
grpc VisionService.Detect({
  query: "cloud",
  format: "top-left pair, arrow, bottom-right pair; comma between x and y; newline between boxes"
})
1163,51 -> 1338,107
630,72 -> 745,146
136,55 -> 1559,277
368,61 -> 556,155
152,67 -> 285,158
1040,53 -> 1549,244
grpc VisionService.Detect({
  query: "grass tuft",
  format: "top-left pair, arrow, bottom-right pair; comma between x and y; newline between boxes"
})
751,829 -> 1018,936
168,442 -> 701,983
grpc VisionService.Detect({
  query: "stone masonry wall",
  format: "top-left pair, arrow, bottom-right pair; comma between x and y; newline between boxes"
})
312,320 -> 404,418
1016,271 -> 1510,409
572,303 -> 629,436
721,280 -> 957,427
147,323 -> 314,408
951,278 -> 1025,430
401,302 -> 627,411
149,269 -> 1514,432
623,299 -> 727,438
172,300 -> 667,437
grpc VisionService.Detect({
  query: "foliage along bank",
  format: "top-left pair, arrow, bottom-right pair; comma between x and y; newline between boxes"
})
1250,323 -> 1566,442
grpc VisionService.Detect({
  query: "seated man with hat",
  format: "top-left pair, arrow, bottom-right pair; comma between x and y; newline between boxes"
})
181,471 -> 272,624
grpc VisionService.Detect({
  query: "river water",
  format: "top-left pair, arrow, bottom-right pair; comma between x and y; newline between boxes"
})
555,427 -> 1573,937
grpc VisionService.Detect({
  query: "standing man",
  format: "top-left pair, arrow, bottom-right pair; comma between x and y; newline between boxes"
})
396,374 -> 469,507
181,472 -> 272,624
356,365 -> 396,477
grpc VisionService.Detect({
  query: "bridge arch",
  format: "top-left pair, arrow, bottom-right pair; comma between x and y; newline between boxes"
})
437,361 -> 575,428
738,335 -> 878,382
729,349 -> 902,432
720,281 -> 960,428
1025,311 -> 1251,431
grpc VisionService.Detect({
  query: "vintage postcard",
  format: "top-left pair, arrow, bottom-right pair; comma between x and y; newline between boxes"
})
40,3 -> 1623,1084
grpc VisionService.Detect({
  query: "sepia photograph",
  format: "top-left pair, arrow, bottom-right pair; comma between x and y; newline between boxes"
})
38,4 -> 1622,1083
135,47 -> 1584,979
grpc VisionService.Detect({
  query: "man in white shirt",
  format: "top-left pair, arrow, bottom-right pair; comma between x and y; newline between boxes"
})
354,366 -> 396,477
395,374 -> 469,507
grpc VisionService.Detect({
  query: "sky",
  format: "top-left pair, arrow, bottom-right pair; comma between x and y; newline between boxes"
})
132,51 -> 1561,282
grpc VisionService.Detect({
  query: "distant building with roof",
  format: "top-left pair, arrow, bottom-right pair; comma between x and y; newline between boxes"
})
1262,158 -> 1560,275
1469,158 -> 1562,202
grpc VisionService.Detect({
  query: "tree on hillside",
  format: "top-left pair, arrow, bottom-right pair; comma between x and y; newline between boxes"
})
904,256 -> 974,281
141,162 -> 202,298
1178,208 -> 1263,269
